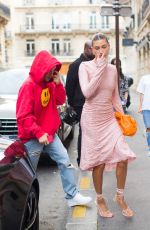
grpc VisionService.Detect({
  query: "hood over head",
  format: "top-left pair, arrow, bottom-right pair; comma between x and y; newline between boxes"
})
29,50 -> 61,85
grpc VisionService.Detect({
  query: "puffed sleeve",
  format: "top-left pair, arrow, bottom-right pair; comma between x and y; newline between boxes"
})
112,67 -> 124,113
78,58 -> 107,99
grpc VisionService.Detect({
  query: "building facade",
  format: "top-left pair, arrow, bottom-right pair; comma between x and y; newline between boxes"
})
124,0 -> 150,88
0,2 -> 10,68
5,0 -> 128,74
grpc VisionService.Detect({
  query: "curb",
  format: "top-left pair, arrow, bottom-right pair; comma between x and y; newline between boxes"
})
65,171 -> 97,230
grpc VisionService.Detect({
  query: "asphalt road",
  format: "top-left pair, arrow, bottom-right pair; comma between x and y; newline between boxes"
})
37,127 -> 79,230
37,89 -> 150,230
97,90 -> 150,230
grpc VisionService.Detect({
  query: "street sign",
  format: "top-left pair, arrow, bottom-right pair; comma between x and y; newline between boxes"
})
100,6 -> 132,17
100,6 -> 114,16
119,6 -> 132,17
122,38 -> 134,46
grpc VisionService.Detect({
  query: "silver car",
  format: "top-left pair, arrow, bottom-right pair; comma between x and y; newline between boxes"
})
0,69 -> 74,142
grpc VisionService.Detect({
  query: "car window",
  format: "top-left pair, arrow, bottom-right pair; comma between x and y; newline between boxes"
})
0,69 -> 29,95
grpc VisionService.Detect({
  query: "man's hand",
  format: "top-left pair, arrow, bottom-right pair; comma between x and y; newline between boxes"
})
52,71 -> 61,85
38,133 -> 49,145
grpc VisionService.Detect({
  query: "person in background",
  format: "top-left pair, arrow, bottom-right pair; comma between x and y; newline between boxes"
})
16,50 -> 92,207
66,41 -> 95,166
111,58 -> 129,113
137,74 -> 150,156
79,33 -> 136,218
126,76 -> 134,108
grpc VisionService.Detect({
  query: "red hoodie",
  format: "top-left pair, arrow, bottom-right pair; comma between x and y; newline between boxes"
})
16,50 -> 66,143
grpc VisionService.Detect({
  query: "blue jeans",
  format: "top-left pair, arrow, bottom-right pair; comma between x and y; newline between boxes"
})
142,110 -> 150,150
24,134 -> 78,199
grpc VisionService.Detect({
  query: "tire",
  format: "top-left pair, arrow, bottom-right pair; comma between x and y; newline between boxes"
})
21,186 -> 39,230
68,125 -> 75,140
57,123 -> 64,142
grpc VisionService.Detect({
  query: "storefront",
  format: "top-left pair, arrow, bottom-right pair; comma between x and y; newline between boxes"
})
60,62 -> 70,75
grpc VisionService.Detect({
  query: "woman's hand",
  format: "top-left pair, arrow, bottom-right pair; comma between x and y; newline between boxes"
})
95,51 -> 105,60
138,107 -> 142,113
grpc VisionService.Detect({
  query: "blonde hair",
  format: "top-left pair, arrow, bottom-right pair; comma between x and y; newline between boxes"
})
92,33 -> 109,45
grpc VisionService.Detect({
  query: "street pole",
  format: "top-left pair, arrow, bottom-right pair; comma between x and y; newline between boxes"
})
113,0 -> 120,88
100,1 -> 132,88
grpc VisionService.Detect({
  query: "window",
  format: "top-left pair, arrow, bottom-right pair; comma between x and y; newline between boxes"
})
89,12 -> 96,29
26,40 -> 35,56
62,14 -> 71,31
25,14 -> 34,30
51,39 -> 60,55
51,13 -> 71,31
51,15 -> 60,30
63,39 -> 71,55
23,0 -> 34,5
101,16 -> 109,29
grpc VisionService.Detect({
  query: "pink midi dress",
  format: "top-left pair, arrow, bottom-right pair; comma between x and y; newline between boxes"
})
78,58 -> 136,171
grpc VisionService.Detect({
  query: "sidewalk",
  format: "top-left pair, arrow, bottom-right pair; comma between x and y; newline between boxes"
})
65,131 -> 97,229
66,170 -> 97,230
97,90 -> 150,230
66,89 -> 150,230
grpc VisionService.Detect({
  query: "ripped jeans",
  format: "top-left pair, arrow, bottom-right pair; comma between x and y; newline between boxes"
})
24,134 -> 78,199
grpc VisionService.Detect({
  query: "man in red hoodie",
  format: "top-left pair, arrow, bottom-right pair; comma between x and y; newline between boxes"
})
16,50 -> 92,207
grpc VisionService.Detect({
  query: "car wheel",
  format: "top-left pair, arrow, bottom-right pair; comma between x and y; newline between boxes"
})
58,123 -> 64,142
21,186 -> 39,230
68,125 -> 75,140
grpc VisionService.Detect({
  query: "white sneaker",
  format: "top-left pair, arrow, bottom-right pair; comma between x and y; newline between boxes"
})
67,192 -> 92,207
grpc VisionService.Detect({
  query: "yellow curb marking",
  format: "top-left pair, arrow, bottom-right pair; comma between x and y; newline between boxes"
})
72,177 -> 90,218
79,177 -> 90,189
72,206 -> 87,218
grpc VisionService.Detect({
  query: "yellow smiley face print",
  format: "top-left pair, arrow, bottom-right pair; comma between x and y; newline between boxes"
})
41,88 -> 50,107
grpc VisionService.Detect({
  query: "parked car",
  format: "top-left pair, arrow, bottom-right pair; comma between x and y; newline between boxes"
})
0,69 -> 74,142
0,136 -> 39,230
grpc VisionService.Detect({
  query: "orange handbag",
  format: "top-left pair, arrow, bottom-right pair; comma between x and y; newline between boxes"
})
114,111 -> 137,136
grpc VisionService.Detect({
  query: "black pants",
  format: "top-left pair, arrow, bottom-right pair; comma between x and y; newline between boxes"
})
74,106 -> 83,166
126,93 -> 131,108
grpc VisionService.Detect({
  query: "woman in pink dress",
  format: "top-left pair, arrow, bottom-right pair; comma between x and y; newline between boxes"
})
78,33 -> 136,218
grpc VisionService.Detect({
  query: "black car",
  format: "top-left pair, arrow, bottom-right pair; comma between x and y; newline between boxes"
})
0,136 -> 39,230
0,69 -> 74,142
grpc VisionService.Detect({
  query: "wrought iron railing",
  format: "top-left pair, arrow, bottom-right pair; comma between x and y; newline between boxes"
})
0,3 -> 10,18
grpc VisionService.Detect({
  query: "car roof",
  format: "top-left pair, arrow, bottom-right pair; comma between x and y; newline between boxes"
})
0,68 -> 30,95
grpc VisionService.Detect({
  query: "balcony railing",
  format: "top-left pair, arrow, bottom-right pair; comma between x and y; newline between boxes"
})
20,25 -> 72,33
19,24 -> 103,34
25,50 -> 36,57
23,0 -> 35,5
51,50 -> 74,56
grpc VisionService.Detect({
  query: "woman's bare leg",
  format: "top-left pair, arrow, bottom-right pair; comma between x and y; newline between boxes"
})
92,164 -> 113,217
115,160 -> 133,217
92,164 -> 105,194
116,160 -> 127,189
